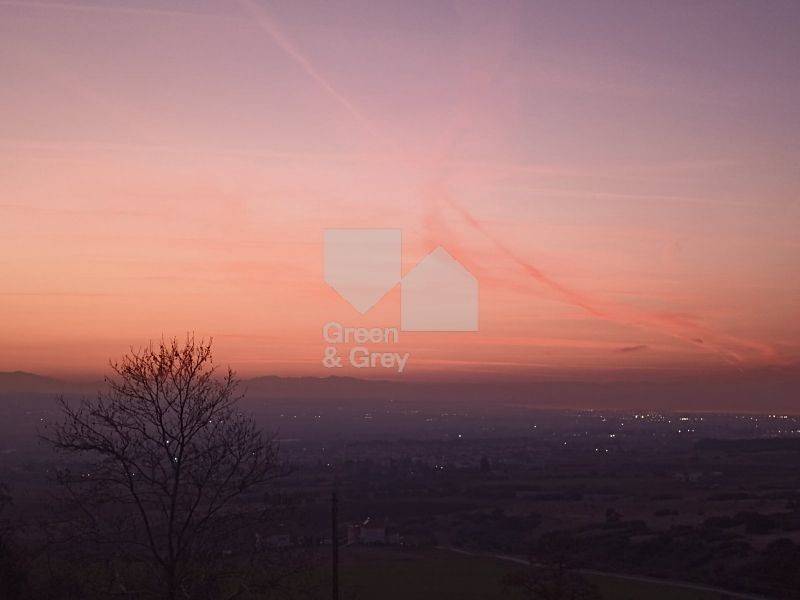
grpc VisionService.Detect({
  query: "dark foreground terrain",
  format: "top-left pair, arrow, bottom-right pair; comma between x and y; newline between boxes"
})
2,381 -> 800,598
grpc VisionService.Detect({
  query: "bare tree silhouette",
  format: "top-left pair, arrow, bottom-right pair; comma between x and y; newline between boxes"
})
0,482 -> 25,599
45,336 -> 288,600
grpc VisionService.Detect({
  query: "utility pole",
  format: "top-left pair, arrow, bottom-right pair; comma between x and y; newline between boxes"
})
331,488 -> 339,600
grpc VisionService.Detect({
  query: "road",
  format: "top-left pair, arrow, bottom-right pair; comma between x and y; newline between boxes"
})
436,546 -> 769,600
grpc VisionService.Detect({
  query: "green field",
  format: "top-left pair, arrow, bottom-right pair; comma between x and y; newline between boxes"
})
584,573 -> 743,600
310,547 -> 754,600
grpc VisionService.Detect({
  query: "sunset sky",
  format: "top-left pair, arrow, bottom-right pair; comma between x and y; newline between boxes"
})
1,0 -> 799,380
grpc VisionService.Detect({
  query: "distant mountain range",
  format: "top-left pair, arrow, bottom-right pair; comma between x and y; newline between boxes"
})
0,371 -> 77,394
1,368 -> 798,413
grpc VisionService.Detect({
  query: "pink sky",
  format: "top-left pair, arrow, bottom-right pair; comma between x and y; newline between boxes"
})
1,0 -> 799,380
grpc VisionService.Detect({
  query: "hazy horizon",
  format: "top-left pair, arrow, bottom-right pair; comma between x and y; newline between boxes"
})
2,359 -> 800,385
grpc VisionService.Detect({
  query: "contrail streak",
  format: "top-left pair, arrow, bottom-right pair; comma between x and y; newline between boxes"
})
439,190 -> 606,318
237,0 -> 378,137
18,0 -> 769,367
436,183 -> 776,365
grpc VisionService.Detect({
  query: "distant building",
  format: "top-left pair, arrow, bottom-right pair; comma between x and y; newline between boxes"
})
347,517 -> 399,545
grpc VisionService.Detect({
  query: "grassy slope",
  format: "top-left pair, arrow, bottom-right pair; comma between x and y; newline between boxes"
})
310,547 -> 733,600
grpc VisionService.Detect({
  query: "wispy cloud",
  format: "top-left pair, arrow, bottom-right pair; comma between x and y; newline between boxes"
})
617,344 -> 649,353
424,181 -> 779,366
225,0 -> 781,369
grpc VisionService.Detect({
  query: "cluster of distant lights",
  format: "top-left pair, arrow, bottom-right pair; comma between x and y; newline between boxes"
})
269,410 -> 800,440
